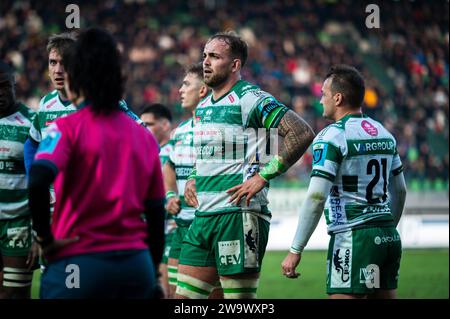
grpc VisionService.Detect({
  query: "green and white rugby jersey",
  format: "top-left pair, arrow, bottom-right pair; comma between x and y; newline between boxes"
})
159,141 -> 173,168
193,80 -> 288,219
0,103 -> 34,220
29,90 -> 75,142
311,114 -> 403,234
29,91 -> 143,142
168,118 -> 196,225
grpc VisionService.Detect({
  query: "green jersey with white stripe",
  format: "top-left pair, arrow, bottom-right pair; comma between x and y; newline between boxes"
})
0,103 -> 34,220
311,114 -> 403,234
193,80 -> 288,219
168,118 -> 196,225
29,90 -> 75,142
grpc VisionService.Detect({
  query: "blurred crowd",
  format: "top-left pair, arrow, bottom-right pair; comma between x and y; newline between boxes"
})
0,0 -> 448,189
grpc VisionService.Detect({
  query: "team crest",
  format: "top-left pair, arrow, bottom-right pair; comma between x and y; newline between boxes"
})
361,120 -> 378,136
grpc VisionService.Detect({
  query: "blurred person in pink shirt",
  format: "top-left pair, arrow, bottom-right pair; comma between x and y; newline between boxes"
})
28,27 -> 165,299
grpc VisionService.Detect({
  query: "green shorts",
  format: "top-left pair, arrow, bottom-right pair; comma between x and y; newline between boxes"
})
326,226 -> 402,295
179,212 -> 270,276
0,215 -> 32,257
168,223 -> 190,260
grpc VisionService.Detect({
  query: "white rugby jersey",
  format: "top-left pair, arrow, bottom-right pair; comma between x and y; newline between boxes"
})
0,103 -> 34,220
168,118 -> 196,225
311,114 -> 403,233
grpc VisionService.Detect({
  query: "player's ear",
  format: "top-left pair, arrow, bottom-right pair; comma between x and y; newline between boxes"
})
199,84 -> 208,99
162,119 -> 171,132
334,93 -> 343,106
231,59 -> 241,73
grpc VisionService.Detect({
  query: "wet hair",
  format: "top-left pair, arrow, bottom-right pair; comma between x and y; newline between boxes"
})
325,64 -> 365,108
62,27 -> 123,113
140,103 -> 172,122
46,32 -> 77,55
208,31 -> 248,67
185,62 -> 203,81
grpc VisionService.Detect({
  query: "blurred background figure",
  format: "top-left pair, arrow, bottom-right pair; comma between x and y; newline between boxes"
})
140,102 -> 173,298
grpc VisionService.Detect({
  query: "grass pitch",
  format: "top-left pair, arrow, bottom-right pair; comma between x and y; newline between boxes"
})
31,248 -> 448,299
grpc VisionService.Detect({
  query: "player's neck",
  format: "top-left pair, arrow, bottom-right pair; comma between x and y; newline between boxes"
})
160,136 -> 170,146
211,75 -> 240,101
57,89 -> 69,102
334,107 -> 362,122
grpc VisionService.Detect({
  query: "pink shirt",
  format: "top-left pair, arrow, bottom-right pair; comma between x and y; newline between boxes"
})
35,106 -> 164,261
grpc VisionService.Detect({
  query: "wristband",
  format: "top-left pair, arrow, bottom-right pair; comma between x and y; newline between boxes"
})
290,246 -> 303,254
166,191 -> 177,200
259,155 -> 287,181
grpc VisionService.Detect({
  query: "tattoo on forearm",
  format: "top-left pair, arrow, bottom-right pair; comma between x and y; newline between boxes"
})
277,110 -> 315,167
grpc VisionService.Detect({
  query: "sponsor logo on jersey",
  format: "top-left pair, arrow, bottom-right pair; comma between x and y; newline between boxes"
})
333,248 -> 350,282
45,99 -> 57,109
245,229 -> 257,253
14,115 -> 24,124
218,240 -> 241,266
330,186 -> 339,197
361,120 -> 378,136
312,143 -> 327,166
374,234 -> 400,245
260,98 -> 280,118
359,264 -> 380,288
353,140 -> 395,153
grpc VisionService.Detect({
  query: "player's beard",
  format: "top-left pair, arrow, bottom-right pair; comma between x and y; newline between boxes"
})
204,70 -> 229,88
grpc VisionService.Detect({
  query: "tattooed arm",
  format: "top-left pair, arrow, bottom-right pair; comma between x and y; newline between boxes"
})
228,110 -> 315,205
276,109 -> 315,168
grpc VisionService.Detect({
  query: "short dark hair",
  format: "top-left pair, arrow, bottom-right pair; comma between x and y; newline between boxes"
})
140,103 -> 172,122
325,64 -> 365,108
208,31 -> 248,67
62,28 -> 123,114
47,32 -> 77,55
185,62 -> 203,80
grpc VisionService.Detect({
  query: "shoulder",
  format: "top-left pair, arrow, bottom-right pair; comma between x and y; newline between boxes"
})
177,118 -> 192,128
314,124 -> 345,145
17,102 -> 35,121
234,80 -> 260,98
237,81 -> 276,103
38,90 -> 59,110
173,118 -> 192,134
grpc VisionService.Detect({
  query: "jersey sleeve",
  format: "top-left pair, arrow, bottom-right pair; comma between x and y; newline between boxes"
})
118,99 -> 146,127
241,89 -> 289,129
34,121 -> 72,173
310,127 -> 345,182
29,98 -> 44,142
391,148 -> 404,176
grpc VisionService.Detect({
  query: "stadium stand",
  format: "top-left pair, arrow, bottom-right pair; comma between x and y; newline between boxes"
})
0,0 -> 448,190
